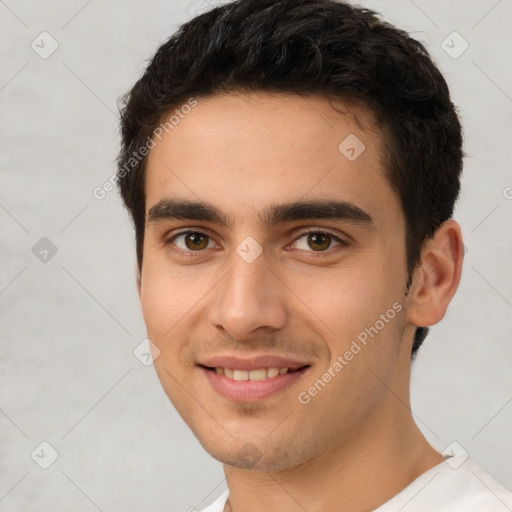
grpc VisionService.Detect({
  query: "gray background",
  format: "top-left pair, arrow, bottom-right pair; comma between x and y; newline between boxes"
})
0,0 -> 511,510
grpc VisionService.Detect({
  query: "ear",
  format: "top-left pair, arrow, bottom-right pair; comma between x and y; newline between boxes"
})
136,262 -> 142,300
407,219 -> 464,328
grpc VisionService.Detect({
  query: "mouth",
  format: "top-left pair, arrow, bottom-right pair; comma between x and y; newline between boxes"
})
198,363 -> 311,402
201,365 -> 308,380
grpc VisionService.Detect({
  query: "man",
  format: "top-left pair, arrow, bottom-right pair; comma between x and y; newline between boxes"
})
116,0 -> 512,510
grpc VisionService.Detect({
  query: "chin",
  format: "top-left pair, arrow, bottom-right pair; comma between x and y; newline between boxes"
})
198,434 -> 312,472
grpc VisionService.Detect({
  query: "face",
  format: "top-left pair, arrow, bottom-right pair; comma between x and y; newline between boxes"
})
140,92 -> 414,471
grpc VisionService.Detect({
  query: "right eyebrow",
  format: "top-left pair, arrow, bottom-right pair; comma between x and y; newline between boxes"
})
148,198 -> 232,228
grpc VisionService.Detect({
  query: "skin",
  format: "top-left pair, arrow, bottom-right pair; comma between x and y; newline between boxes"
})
138,92 -> 464,511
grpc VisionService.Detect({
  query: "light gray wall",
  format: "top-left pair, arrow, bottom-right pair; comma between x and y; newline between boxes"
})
0,0 -> 510,510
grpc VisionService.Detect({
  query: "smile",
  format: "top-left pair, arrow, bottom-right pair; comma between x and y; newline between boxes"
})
213,367 -> 291,380
200,364 -> 310,402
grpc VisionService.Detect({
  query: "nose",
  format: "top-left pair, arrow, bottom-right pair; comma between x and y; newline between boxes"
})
208,250 -> 288,340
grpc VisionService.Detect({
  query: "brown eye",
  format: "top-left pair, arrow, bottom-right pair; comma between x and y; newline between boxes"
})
290,230 -> 346,253
169,231 -> 216,253
307,233 -> 332,251
184,232 -> 209,250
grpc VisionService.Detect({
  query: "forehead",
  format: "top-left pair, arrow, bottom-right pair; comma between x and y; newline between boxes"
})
144,92 -> 401,229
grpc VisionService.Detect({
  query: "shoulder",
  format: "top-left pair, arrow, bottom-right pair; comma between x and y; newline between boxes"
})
198,490 -> 229,512
455,458 -> 512,511
376,455 -> 512,511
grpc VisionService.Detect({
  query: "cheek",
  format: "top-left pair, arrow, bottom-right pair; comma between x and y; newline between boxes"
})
139,268 -> 195,398
139,259 -> 191,340
289,262 -> 393,340
140,279 -> 172,335
138,256 -> 219,352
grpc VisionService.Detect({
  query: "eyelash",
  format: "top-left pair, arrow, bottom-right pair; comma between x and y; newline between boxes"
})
164,228 -> 349,259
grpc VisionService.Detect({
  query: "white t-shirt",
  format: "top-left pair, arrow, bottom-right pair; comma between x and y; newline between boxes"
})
200,454 -> 512,511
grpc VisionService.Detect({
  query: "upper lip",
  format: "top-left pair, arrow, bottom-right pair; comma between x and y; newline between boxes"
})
198,354 -> 311,371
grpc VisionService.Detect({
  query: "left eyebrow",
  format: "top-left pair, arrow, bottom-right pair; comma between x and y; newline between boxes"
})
147,198 -> 375,230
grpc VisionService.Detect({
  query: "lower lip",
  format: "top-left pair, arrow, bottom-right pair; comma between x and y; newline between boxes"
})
201,366 -> 309,402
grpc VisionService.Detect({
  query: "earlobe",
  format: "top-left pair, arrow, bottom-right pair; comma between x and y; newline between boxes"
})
407,219 -> 464,328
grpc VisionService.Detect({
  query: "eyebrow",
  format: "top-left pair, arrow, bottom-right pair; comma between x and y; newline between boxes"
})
147,198 -> 374,230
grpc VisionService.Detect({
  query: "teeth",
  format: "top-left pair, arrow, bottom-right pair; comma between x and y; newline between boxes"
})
215,367 -> 291,381
249,369 -> 267,381
233,370 -> 249,381
267,367 -> 280,378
